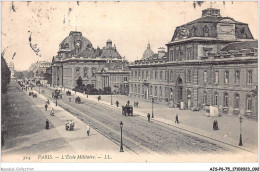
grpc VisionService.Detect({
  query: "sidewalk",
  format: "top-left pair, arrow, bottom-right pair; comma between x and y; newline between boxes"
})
62,89 -> 258,153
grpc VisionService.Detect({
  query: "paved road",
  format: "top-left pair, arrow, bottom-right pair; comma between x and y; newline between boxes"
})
39,87 -> 231,154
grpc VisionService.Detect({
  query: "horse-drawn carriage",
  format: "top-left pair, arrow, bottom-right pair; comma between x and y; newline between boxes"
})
52,89 -> 62,99
66,90 -> 71,96
75,96 -> 81,104
65,120 -> 75,131
122,105 -> 133,116
32,93 -> 37,98
29,92 -> 33,96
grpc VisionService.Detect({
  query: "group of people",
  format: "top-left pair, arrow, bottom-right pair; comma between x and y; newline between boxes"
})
65,120 -> 75,131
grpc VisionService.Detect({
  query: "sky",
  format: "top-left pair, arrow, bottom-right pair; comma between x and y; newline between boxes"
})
1,1 -> 258,71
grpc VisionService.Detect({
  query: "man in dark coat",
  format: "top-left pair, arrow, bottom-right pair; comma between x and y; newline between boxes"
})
127,100 -> 130,106
45,104 -> 48,111
46,119 -> 49,129
147,113 -> 151,122
175,114 -> 179,124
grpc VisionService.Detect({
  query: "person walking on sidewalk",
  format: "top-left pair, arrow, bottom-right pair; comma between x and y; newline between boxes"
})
147,113 -> 151,122
175,114 -> 179,124
127,100 -> 130,106
45,104 -> 48,111
86,125 -> 91,136
116,100 -> 119,107
46,119 -> 49,129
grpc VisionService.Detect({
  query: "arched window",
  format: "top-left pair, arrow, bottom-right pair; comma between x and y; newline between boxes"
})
234,93 -> 240,108
75,67 -> 80,77
83,67 -> 88,77
92,68 -> 96,77
224,92 -> 229,107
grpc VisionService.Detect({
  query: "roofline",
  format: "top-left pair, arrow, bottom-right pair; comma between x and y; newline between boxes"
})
166,38 -> 254,46
129,56 -> 257,68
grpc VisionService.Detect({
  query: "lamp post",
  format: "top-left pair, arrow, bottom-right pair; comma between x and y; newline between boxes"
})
120,121 -> 124,152
152,97 -> 154,118
39,83 -> 40,94
239,115 -> 243,146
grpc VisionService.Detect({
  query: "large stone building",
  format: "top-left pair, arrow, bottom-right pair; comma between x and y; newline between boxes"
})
52,31 -> 129,93
129,8 -> 258,118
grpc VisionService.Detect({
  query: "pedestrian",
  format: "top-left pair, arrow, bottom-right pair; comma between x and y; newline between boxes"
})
147,113 -> 151,122
215,120 -> 219,130
50,108 -> 54,116
87,125 -> 91,136
136,101 -> 139,108
175,114 -> 179,124
46,119 -> 49,129
45,104 -> 48,111
116,100 -> 119,107
127,100 -> 130,106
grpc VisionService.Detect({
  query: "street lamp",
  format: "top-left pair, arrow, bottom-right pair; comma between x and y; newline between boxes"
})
239,115 -> 243,146
152,97 -> 154,118
120,121 -> 124,152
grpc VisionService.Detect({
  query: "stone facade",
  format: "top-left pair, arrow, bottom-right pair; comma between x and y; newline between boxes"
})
52,31 -> 129,93
129,8 -> 258,119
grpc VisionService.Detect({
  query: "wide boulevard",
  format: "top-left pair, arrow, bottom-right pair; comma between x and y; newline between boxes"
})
38,86 -> 231,155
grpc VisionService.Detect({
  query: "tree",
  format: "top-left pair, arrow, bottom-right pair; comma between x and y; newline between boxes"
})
28,71 -> 34,78
14,71 -> 24,79
76,76 -> 83,87
1,55 -> 11,93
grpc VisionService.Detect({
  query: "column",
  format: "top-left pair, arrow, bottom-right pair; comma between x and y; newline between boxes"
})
71,66 -> 75,88
52,66 -> 56,86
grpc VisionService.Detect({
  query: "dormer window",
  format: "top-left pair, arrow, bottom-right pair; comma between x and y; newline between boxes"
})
203,25 -> 209,37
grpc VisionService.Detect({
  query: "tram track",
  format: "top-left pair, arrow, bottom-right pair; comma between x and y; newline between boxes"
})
37,87 -> 235,155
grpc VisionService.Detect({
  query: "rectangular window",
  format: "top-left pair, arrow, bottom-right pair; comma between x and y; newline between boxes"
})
214,93 -> 218,105
160,71 -> 163,80
204,71 -> 207,84
187,48 -> 192,60
247,70 -> 253,84
165,71 -> 168,81
155,71 -> 158,80
214,71 -> 219,84
92,68 -> 96,77
146,71 -> 149,80
235,70 -> 240,84
234,94 -> 240,108
170,50 -> 174,61
150,71 -> 153,80
246,96 -> 252,110
224,93 -> 228,107
138,71 -> 140,80
224,71 -> 229,84
187,70 -> 191,83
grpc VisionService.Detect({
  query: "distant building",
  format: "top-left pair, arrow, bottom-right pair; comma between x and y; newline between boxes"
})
29,60 -> 52,78
51,31 -> 129,93
129,8 -> 258,119
8,62 -> 15,79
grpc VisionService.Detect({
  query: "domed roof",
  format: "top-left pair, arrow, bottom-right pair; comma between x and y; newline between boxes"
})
107,39 -> 112,43
59,31 -> 92,51
142,43 -> 154,59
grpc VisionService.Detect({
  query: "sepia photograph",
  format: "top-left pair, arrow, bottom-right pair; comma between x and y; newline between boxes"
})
1,0 -> 259,171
